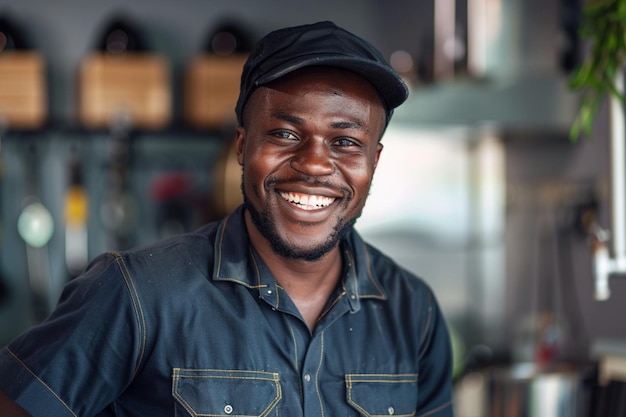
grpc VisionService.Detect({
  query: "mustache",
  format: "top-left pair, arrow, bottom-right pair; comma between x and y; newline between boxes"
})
265,175 -> 347,193
265,175 -> 355,205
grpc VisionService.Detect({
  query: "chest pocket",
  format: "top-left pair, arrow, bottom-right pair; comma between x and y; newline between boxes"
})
172,368 -> 282,417
345,373 -> 418,417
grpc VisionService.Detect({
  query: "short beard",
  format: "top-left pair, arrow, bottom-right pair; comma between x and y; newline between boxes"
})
242,183 -> 358,262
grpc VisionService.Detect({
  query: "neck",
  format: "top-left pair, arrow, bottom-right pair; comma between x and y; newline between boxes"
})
244,210 -> 343,330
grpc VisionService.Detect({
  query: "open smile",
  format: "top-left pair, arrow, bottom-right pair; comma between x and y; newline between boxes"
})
279,191 -> 336,211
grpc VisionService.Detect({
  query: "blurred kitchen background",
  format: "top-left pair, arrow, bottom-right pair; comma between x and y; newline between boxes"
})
1,0 -> 625,415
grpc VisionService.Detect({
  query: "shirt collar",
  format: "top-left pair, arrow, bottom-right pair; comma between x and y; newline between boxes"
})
212,205 -> 387,309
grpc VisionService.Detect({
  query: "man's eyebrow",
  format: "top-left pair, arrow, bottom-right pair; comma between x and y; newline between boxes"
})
272,112 -> 369,132
272,112 -> 304,125
331,120 -> 368,132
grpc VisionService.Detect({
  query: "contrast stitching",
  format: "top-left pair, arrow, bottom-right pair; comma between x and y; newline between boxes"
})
171,368 -> 282,417
214,216 -> 269,287
249,248 -> 274,299
215,214 -> 231,277
286,321 -> 299,372
345,373 -> 418,417
318,291 -> 344,323
111,252 -> 147,379
171,373 -> 194,417
346,373 -> 419,383
215,277 -> 267,290
172,368 -> 280,379
249,247 -> 263,288
5,348 -> 78,417
363,246 -> 387,299
314,332 -> 325,417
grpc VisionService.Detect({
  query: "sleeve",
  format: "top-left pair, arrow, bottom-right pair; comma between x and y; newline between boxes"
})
0,252 -> 146,417
416,289 -> 455,417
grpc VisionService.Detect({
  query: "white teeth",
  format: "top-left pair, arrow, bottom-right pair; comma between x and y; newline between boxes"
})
279,192 -> 335,210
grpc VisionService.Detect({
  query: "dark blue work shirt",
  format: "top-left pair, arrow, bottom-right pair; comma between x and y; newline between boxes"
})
0,205 -> 454,416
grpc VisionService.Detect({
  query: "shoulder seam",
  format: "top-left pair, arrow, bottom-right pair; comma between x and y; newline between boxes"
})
110,251 -> 147,381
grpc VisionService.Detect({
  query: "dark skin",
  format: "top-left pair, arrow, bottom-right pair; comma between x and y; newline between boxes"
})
0,66 -> 387,414
236,66 -> 386,330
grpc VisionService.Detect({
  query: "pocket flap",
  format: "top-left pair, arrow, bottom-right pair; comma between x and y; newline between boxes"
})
173,368 -> 281,416
345,373 -> 418,417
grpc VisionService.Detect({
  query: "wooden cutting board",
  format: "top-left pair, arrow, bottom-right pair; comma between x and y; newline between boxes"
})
79,52 -> 171,129
0,51 -> 46,128
184,54 -> 247,129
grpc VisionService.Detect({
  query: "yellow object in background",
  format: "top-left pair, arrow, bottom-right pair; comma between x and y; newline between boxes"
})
64,186 -> 88,227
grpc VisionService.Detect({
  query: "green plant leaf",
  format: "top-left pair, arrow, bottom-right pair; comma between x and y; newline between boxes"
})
569,0 -> 626,141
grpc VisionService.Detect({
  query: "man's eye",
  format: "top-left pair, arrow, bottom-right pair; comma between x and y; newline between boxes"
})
335,138 -> 358,147
273,131 -> 297,140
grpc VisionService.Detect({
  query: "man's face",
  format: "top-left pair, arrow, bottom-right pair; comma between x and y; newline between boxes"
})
236,66 -> 386,261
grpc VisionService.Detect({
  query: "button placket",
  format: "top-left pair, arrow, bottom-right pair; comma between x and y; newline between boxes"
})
300,332 -> 325,416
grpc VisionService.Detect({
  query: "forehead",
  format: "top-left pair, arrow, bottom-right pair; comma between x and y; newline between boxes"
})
244,66 -> 387,126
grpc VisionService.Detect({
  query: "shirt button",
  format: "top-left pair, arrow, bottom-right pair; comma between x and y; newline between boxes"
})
304,373 -> 311,382
224,404 -> 233,414
388,406 -> 395,415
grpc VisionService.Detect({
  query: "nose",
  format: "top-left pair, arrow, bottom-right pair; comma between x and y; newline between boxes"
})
289,139 -> 335,176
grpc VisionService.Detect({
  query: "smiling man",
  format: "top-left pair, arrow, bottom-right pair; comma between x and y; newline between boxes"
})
0,21 -> 454,417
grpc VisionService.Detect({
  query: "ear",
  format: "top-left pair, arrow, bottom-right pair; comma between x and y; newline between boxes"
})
373,142 -> 383,170
235,127 -> 245,166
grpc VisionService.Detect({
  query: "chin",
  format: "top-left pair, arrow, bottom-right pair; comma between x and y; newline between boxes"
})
244,195 -> 356,261
272,238 -> 339,262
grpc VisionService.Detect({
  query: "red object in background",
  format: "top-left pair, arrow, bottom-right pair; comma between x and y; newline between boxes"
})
149,172 -> 192,202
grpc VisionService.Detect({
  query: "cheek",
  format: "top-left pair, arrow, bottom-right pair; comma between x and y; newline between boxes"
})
342,162 -> 377,202
247,143 -> 292,177
242,151 -> 280,197
248,153 -> 273,177
346,155 -> 378,183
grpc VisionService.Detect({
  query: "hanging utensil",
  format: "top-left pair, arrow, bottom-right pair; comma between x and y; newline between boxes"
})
99,116 -> 139,249
64,145 -> 89,277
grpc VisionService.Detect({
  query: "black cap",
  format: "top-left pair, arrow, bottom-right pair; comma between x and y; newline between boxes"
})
235,21 -> 409,126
